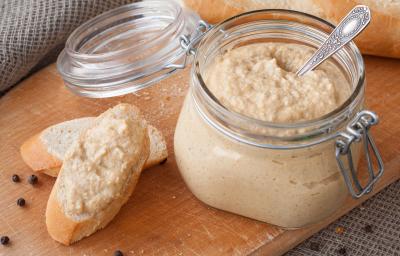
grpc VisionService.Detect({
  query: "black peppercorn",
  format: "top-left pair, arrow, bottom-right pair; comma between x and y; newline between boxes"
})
12,174 -> 20,183
364,224 -> 373,233
0,236 -> 9,245
160,158 -> 168,165
17,198 -> 26,207
28,174 -> 38,185
338,247 -> 347,255
309,242 -> 320,252
114,250 -> 123,256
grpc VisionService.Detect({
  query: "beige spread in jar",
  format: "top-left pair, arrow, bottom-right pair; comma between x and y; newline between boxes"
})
175,42 -> 358,228
205,43 -> 350,123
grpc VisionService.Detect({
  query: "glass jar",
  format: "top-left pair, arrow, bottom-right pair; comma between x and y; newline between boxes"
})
176,10 -> 383,228
57,0 -> 199,97
57,1 -> 383,228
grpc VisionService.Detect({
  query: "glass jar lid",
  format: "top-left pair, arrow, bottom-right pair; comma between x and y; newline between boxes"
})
57,0 -> 199,98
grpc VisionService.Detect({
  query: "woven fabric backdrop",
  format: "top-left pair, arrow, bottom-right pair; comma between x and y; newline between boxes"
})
0,1 -> 399,255
287,181 -> 400,256
0,0 -> 134,94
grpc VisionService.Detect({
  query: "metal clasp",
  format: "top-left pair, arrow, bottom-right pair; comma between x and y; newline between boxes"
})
165,20 -> 212,70
335,110 -> 384,198
180,20 -> 212,55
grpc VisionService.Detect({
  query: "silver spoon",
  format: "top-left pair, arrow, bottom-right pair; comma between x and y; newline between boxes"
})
297,5 -> 371,76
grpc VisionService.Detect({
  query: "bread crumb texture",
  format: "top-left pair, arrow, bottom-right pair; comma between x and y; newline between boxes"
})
40,117 -> 94,160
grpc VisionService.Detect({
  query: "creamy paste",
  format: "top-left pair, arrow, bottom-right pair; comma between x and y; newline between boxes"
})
205,43 -> 350,123
174,43 -> 358,228
57,113 -> 146,220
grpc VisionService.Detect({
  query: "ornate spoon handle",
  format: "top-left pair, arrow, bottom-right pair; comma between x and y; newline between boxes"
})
297,5 -> 370,76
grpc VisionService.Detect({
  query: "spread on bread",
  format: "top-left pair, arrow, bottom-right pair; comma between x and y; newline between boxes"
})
21,118 -> 168,177
44,104 -> 150,245
20,103 -> 168,245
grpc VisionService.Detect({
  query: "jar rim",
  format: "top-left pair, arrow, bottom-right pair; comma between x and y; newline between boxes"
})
64,0 -> 183,60
192,9 -> 365,143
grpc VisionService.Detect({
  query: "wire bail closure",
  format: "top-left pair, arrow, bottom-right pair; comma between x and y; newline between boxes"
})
180,20 -> 212,55
335,110 -> 384,198
166,20 -> 212,71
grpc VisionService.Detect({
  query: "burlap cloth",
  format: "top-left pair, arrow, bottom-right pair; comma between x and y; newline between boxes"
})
0,0 -> 134,94
0,1 -> 398,255
286,181 -> 400,256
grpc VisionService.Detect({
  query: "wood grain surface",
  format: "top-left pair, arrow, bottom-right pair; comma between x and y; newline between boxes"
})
0,56 -> 399,256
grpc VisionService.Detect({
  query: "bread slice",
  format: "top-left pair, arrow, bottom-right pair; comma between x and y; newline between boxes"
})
46,103 -> 150,245
145,124 -> 168,168
182,0 -> 400,58
20,118 -> 167,177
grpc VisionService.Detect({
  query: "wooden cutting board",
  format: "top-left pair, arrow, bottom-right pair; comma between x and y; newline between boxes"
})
0,56 -> 399,256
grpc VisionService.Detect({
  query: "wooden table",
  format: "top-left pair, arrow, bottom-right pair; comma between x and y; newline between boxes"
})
0,56 -> 399,256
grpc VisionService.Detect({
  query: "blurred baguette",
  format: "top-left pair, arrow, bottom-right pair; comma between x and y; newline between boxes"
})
314,0 -> 400,58
182,0 -> 400,58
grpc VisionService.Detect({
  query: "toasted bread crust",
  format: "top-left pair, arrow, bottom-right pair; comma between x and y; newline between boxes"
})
143,125 -> 168,169
20,133 -> 62,171
42,167 -> 60,177
46,182 -> 78,245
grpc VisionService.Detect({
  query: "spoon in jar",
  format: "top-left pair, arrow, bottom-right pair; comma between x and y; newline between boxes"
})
296,5 -> 371,76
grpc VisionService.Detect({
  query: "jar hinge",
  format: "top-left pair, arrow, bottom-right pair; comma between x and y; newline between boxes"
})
335,110 -> 384,198
180,20 -> 213,55
166,20 -> 213,70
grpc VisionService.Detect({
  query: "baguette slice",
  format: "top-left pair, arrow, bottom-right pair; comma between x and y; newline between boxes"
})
46,103 -> 150,245
20,117 -> 167,177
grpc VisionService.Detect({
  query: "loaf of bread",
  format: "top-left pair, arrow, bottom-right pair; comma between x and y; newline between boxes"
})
314,0 -> 400,59
183,0 -> 323,23
46,103 -> 150,245
182,0 -> 400,58
21,117 -> 167,177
